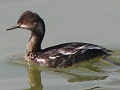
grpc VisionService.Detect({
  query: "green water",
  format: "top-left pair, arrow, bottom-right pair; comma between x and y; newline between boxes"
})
2,51 -> 120,90
1,0 -> 120,90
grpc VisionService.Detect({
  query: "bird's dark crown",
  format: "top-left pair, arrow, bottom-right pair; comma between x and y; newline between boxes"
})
7,10 -> 45,31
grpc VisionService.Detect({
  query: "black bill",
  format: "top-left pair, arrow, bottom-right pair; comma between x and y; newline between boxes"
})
6,25 -> 20,31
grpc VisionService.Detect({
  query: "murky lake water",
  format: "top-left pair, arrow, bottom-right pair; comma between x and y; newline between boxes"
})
1,0 -> 120,90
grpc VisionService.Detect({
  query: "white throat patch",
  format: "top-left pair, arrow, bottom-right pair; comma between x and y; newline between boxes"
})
20,24 -> 28,28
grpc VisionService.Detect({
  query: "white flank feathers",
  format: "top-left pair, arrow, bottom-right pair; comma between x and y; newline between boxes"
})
36,58 -> 46,63
58,49 -> 77,55
49,56 -> 60,59
76,45 -> 86,49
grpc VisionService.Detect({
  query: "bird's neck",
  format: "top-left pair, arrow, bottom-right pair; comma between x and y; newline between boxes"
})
26,22 -> 45,53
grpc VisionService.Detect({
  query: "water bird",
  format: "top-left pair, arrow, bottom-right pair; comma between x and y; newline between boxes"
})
6,11 -> 111,68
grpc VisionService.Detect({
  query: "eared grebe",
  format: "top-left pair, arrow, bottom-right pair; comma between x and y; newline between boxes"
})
7,11 -> 111,68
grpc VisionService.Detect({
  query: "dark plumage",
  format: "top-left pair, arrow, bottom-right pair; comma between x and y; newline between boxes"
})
7,11 -> 111,68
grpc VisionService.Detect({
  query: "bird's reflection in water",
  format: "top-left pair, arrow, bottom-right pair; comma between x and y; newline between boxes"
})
25,61 -> 108,90
6,52 -> 120,90
26,62 -> 43,90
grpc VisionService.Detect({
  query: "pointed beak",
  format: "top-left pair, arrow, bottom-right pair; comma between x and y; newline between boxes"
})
6,24 -> 20,31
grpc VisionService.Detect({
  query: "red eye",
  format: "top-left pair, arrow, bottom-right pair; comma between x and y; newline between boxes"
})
22,22 -> 27,25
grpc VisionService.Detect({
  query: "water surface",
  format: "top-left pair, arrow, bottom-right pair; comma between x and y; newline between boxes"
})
0,0 -> 120,90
